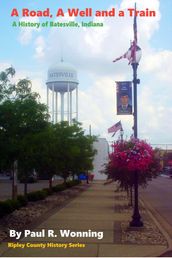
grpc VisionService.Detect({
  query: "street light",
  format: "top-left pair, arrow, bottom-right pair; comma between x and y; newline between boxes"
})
130,45 -> 142,139
129,45 -> 143,227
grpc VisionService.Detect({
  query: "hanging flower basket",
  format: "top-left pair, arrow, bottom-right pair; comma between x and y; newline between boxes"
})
110,138 -> 154,173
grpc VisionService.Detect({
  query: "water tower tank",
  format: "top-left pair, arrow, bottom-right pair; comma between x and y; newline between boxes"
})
46,61 -> 79,124
46,62 -> 78,92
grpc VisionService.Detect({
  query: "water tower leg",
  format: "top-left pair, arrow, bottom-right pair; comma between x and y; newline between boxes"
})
67,82 -> 70,123
61,92 -> 64,121
47,86 -> 49,114
55,92 -> 58,123
70,91 -> 72,124
52,84 -> 54,123
76,86 -> 78,121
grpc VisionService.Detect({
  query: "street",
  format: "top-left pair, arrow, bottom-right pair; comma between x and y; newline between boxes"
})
141,176 -> 172,237
0,179 -> 62,201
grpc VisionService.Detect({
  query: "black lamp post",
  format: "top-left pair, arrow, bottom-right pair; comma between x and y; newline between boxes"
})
120,128 -> 124,142
129,45 -> 143,227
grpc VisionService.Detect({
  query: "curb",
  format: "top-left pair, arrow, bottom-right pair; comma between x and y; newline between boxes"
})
140,197 -> 172,257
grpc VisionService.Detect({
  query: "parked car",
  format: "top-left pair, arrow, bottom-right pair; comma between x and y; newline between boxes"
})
163,166 -> 172,176
19,175 -> 38,183
19,170 -> 38,183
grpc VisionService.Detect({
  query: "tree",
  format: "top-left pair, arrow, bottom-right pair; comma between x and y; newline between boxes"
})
0,67 -> 49,197
32,121 -> 97,188
54,121 -> 96,183
31,125 -> 58,189
52,121 -> 85,183
0,67 -> 15,102
0,67 -> 39,103
0,67 -> 97,197
69,132 -> 97,180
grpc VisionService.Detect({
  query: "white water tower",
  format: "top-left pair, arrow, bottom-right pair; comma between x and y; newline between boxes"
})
46,60 -> 79,124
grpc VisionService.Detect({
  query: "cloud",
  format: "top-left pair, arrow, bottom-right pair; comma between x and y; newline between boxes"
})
142,50 -> 172,83
18,17 -> 41,45
34,0 -> 160,80
34,36 -> 46,60
13,0 -> 172,144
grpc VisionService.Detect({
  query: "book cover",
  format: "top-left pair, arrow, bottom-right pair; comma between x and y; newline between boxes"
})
0,0 -> 172,257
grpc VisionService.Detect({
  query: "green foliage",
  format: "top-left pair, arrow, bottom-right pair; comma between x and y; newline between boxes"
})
0,67 -> 15,102
0,67 -> 39,103
33,121 -> 96,185
17,195 -> 28,206
0,180 -> 81,218
27,190 -> 47,202
42,188 -> 53,195
65,180 -> 81,188
0,67 -> 96,195
52,180 -> 80,191
0,199 -> 20,218
0,67 -> 49,193
52,184 -> 67,192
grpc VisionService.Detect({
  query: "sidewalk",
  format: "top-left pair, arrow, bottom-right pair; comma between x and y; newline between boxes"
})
0,181 -> 168,257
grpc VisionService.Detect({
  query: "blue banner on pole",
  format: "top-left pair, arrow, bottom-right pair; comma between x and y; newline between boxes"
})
116,81 -> 132,115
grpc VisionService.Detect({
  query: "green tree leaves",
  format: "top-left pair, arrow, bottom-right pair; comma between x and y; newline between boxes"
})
0,67 -> 96,195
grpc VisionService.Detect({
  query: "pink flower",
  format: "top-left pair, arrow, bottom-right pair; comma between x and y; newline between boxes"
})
110,139 -> 154,173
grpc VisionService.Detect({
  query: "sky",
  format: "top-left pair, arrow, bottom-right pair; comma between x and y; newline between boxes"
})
0,0 -> 172,147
